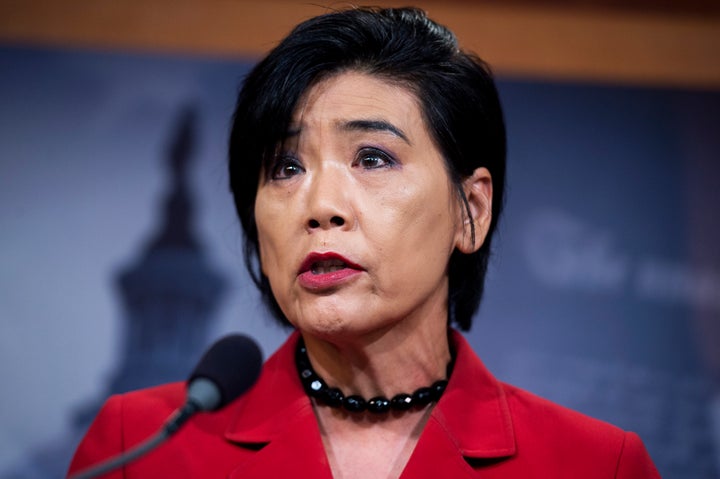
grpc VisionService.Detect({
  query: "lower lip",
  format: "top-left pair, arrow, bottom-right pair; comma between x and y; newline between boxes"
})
298,268 -> 362,290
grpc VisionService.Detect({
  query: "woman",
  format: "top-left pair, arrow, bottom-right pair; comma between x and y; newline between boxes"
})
68,7 -> 660,478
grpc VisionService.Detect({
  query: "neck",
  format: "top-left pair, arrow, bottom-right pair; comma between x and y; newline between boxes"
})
301,317 -> 451,400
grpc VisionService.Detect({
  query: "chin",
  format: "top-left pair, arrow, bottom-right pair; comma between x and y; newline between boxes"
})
293,309 -> 385,343
287,295 -> 353,332
302,315 -> 347,337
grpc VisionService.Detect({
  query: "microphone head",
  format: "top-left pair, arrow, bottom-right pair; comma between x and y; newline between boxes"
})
187,334 -> 263,411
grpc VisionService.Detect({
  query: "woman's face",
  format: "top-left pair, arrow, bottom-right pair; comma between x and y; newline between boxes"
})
254,71 -> 476,341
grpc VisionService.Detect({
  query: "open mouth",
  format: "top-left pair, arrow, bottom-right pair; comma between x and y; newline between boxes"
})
300,252 -> 362,276
310,259 -> 348,275
298,252 -> 362,289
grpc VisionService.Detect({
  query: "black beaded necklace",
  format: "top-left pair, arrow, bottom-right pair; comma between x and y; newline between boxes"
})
295,338 -> 454,414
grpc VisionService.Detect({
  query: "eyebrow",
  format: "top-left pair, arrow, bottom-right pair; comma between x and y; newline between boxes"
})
283,128 -> 301,140
339,119 -> 411,144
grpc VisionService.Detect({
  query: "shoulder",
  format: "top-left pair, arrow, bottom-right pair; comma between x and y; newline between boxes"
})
447,332 -> 659,477
101,382 -> 187,435
500,382 -> 659,478
115,382 -> 186,416
452,331 -> 641,455
502,381 -> 625,443
95,381 -> 247,438
67,383 -> 186,476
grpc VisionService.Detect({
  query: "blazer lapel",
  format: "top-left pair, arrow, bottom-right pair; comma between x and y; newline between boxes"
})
402,331 -> 517,477
225,403 -> 333,479
222,331 -> 334,479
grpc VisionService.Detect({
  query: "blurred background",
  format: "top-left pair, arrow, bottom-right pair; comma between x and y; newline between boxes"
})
1,1 -> 719,477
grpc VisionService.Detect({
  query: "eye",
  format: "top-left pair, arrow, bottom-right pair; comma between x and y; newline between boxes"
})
270,155 -> 305,180
354,147 -> 396,170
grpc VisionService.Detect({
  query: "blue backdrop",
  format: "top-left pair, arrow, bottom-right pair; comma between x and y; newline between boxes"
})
1,45 -> 718,478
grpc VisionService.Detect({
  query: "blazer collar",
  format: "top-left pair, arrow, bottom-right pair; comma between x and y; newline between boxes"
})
430,330 -> 516,459
222,329 -> 516,475
223,330 -> 311,445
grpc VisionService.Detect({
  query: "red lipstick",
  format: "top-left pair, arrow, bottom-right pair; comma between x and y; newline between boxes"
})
298,252 -> 363,290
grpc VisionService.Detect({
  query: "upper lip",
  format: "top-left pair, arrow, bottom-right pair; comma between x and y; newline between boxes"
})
298,252 -> 363,274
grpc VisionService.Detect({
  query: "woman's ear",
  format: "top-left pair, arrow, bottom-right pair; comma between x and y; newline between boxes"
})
455,167 -> 493,254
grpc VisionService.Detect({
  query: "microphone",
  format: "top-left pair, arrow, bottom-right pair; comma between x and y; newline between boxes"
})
69,334 -> 263,479
186,334 -> 264,412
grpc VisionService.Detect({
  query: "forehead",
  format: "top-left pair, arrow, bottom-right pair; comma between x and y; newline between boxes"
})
291,71 -> 427,138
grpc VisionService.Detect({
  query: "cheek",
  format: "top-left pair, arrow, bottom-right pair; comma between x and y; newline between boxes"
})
254,194 -> 287,277
371,178 -> 458,272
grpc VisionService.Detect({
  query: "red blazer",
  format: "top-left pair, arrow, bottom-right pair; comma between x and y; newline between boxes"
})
68,331 -> 660,478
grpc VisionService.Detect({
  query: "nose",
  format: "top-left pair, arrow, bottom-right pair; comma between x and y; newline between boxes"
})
304,166 -> 352,232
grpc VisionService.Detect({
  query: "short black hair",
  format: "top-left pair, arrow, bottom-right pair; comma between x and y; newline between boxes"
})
229,6 -> 506,331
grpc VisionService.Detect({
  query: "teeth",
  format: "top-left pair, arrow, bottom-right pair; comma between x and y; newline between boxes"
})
311,259 -> 347,274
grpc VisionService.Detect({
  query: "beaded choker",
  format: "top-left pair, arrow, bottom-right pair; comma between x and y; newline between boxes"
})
295,338 -> 454,414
